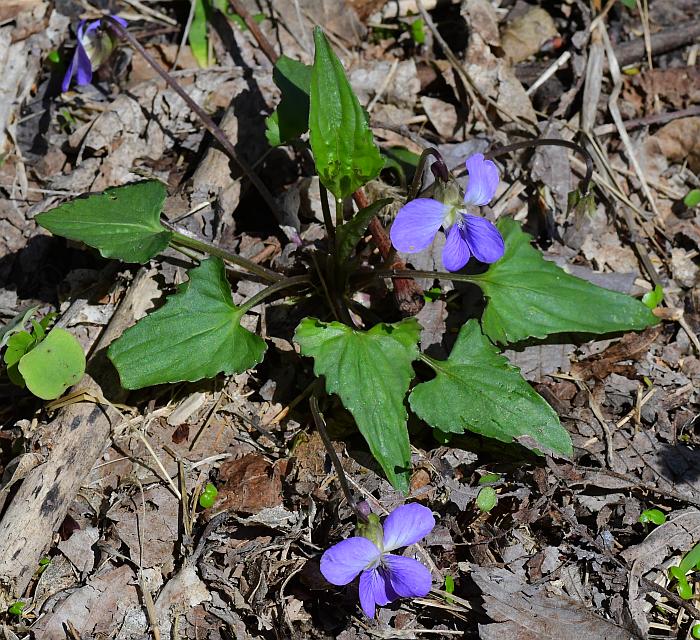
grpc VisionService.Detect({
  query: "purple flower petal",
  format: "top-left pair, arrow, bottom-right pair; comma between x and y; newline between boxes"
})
112,15 -> 128,28
61,50 -> 80,92
463,215 -> 505,264
359,568 -> 393,618
390,198 -> 447,254
73,44 -> 94,86
441,224 -> 471,272
384,554 -> 433,598
463,153 -> 499,207
382,503 -> 436,552
320,537 -> 380,586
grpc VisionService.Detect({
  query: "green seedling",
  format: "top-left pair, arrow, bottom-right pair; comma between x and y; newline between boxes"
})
479,473 -> 501,485
668,541 -> 700,599
410,18 -> 426,45
199,482 -> 218,509
642,284 -> 663,310
684,189 -> 700,208
639,508 -> 666,525
476,486 -> 497,512
444,574 -> 455,603
8,601 -> 25,616
692,623 -> 700,639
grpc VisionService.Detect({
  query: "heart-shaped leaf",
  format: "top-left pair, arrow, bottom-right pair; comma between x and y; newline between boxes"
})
108,257 -> 266,389
36,181 -> 171,264
294,317 -> 420,492
410,320 -> 572,457
473,219 -> 658,344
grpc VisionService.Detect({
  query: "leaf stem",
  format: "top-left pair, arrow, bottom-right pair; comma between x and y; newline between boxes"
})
319,182 -> 335,247
239,274 -> 313,314
104,17 -> 281,217
168,228 -> 283,282
485,138 -> 594,195
310,396 -> 367,523
407,147 -> 449,201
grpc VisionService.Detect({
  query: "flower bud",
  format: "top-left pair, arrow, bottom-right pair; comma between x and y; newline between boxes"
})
356,513 -> 384,550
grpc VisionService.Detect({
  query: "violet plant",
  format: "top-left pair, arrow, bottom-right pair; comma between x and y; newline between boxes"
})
20,19 -> 660,497
321,503 -> 435,617
61,15 -> 127,92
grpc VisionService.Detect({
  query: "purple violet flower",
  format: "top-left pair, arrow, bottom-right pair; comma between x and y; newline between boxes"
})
320,503 -> 435,618
62,16 -> 127,92
390,153 -> 505,272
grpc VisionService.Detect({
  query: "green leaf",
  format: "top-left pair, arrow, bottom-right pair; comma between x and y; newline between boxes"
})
18,328 -> 85,400
36,181 -> 172,264
336,198 -> 392,263
0,306 -> 38,349
108,257 -> 266,389
4,331 -> 35,386
642,284 -> 664,309
189,0 -> 209,67
684,189 -> 700,208
265,56 -> 312,146
294,317 -> 420,491
309,28 -> 383,200
410,320 -> 572,457
476,486 -> 497,512
474,219 -> 658,344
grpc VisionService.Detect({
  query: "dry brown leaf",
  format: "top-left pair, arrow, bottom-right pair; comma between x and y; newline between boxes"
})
473,566 -> 632,639
462,0 -> 501,47
501,7 -> 558,64
217,453 -> 286,514
640,116 -> 700,179
420,96 -> 458,138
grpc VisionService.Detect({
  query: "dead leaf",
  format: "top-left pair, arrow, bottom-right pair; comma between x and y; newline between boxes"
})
31,565 -> 141,639
420,97 -> 458,139
501,7 -> 558,64
640,116 -> 700,179
217,453 -> 286,514
473,566 -> 632,639
462,0 -> 501,47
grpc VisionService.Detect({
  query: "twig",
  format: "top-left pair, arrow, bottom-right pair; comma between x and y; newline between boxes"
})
173,0 -> 198,70
310,396 -> 367,522
593,106 -> 700,136
226,0 -> 279,64
601,25 -> 660,218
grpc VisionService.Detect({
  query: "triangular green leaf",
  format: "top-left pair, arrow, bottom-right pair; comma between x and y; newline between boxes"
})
410,320 -> 572,457
18,328 -> 85,400
36,181 -> 172,264
336,198 -> 392,263
294,317 -> 420,492
473,218 -> 658,344
265,56 -> 312,146
309,28 -> 383,200
108,257 -> 266,389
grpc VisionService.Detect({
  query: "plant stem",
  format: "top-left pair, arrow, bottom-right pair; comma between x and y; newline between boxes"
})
485,138 -> 594,195
239,274 -> 312,313
407,147 -> 448,201
356,268 -> 481,286
104,17 -> 280,217
169,228 -> 283,282
319,183 -> 335,246
310,396 -> 367,523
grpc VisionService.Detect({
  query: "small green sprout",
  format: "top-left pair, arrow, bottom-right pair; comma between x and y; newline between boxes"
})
642,284 -> 663,309
8,601 -> 25,616
410,18 -> 426,45
444,574 -> 455,603
692,623 -> 700,639
476,486 -> 497,512
199,482 -> 218,509
668,541 -> 700,599
684,189 -> 700,208
639,508 -> 666,525
478,472 -> 501,485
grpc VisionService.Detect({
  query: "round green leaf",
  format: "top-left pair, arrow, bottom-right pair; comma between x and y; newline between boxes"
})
684,189 -> 700,208
18,328 -> 85,400
476,486 -> 497,512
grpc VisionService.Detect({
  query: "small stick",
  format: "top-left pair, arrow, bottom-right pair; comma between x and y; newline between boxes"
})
227,0 -> 279,64
310,396 -> 368,523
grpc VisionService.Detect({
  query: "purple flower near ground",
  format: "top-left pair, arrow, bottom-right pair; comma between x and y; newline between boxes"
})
390,153 -> 505,272
320,503 -> 435,618
62,16 -> 127,92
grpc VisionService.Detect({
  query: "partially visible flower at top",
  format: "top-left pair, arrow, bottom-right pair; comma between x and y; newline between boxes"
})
62,16 -> 127,93
320,503 -> 435,618
390,153 -> 505,272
